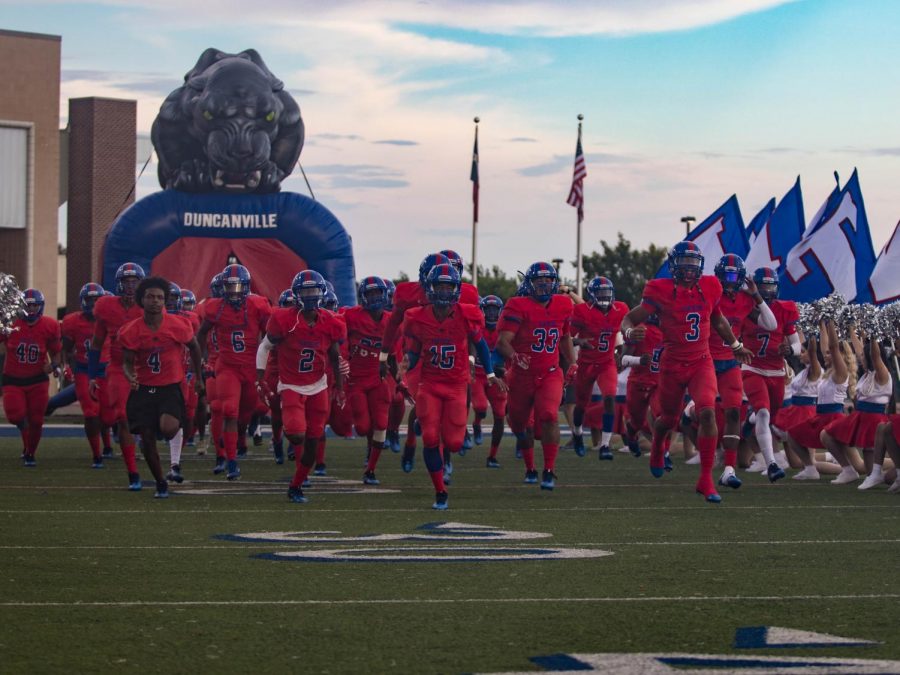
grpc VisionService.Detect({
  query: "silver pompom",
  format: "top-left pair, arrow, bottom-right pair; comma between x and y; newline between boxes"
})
795,302 -> 818,338
0,273 -> 24,335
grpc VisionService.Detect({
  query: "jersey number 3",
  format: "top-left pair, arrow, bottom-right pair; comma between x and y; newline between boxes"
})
684,313 -> 701,342
532,327 -> 560,353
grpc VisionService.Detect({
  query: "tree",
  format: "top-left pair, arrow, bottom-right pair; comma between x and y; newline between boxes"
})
465,264 -> 519,300
579,233 -> 667,308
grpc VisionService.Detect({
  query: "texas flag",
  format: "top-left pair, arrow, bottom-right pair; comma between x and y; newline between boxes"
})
745,177 -> 805,275
781,169 -> 878,303
656,195 -> 748,278
867,221 -> 900,304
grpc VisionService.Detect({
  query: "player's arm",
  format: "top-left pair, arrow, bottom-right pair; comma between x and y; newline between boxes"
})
559,334 -> 576,372
122,348 -> 139,389
328,341 -> 344,390
195,319 -> 214,357
379,306 -> 406,363
187,337 -> 204,392
60,336 -> 75,372
88,319 -> 108,382
745,279 -> 777,331
711,309 -> 752,364
620,305 -> 651,342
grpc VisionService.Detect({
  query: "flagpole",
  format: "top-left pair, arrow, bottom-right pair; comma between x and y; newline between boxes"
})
575,114 -> 584,296
471,117 -> 480,287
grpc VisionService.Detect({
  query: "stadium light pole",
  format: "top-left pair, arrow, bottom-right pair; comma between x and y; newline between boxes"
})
681,216 -> 696,237
551,258 -> 563,273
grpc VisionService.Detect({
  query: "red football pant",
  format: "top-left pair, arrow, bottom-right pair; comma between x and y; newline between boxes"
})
506,367 -> 564,434
3,382 -> 49,455
281,388 -> 330,439
471,373 -> 508,417
349,378 -> 391,436
574,360 -> 617,408
74,373 -> 118,426
716,365 -> 744,410
215,366 -> 259,420
742,371 -> 784,413
105,368 -> 132,422
416,380 -> 468,450
655,355 -> 717,424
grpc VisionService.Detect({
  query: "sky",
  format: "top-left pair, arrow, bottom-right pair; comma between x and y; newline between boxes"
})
5,0 -> 900,281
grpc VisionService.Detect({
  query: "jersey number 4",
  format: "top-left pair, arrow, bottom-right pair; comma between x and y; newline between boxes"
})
147,351 -> 162,374
532,327 -> 560,353
15,343 -> 40,364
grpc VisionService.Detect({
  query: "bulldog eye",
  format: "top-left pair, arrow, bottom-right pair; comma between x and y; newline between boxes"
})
265,111 -> 275,122
203,110 -> 214,120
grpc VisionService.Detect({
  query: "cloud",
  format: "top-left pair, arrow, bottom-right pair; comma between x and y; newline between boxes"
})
62,68 -> 176,97
518,152 -> 638,176
835,146 -> 900,157
315,133 -> 364,141
509,137 -> 538,143
302,163 -> 408,189
372,139 -> 419,146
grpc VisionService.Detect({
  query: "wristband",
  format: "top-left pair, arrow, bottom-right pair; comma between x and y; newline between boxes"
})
378,351 -> 389,363
487,372 -> 497,380
730,340 -> 743,350
624,327 -> 634,339
468,355 -> 476,365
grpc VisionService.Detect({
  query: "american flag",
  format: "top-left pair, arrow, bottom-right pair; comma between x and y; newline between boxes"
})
471,126 -> 479,223
566,126 -> 586,223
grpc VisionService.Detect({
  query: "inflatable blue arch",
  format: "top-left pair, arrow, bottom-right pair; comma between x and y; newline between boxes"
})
102,191 -> 356,305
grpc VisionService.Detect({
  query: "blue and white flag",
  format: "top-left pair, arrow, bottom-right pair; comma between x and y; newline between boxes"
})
656,195 -> 748,278
867,220 -> 900,304
745,177 -> 805,275
781,169 -> 878,303
746,198 -> 775,246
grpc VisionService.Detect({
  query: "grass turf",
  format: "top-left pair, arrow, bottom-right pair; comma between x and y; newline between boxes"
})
1,433 -> 898,673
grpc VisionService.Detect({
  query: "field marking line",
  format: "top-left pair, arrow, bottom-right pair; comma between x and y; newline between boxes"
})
3,594 -> 899,608
0,539 -> 898,550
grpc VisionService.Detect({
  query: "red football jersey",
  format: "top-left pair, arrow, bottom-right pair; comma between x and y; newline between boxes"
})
498,294 -> 574,374
741,299 -> 799,371
61,311 -> 110,365
266,308 -> 346,387
626,323 -> 663,385
343,305 -> 391,384
708,291 -> 757,361
404,303 -> 484,385
117,313 -> 195,386
460,282 -> 480,306
572,300 -> 629,365
93,295 -> 143,370
196,301 -> 220,368
202,295 -> 271,370
1,316 -> 61,379
640,276 -> 723,362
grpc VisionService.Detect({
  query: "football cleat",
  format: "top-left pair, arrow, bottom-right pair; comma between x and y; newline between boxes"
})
540,470 -> 557,491
127,472 -> 142,491
195,438 -> 208,456
401,446 -> 415,473
626,438 -> 642,457
236,445 -> 247,458
226,459 -> 241,481
287,446 -> 296,461
302,478 -> 312,488
363,471 -> 380,486
166,465 -> 184,484
697,489 -> 722,504
253,432 -> 263,447
273,447 -> 284,465
664,453 -> 674,472
413,419 -> 422,436
432,491 -> 449,511
486,456 -> 500,469
524,469 -> 539,484
313,463 -> 327,476
472,425 -> 483,446
515,446 -> 523,459
213,457 -> 227,475
718,470 -> 742,490
598,445 -> 614,461
91,457 -> 105,469
102,446 -> 114,457
767,462 -> 786,483
287,486 -> 308,504
460,432 -> 473,455
387,430 -> 401,453
572,434 -> 586,457
154,481 -> 169,499
22,454 -> 36,468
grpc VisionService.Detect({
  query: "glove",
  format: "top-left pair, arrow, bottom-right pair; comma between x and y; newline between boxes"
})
512,353 -> 531,370
565,363 -> 578,385
338,356 -> 350,377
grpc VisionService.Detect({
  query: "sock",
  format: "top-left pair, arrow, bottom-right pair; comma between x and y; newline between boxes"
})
291,461 -> 312,489
521,446 -> 535,471
601,413 -> 614,441
87,431 -> 101,460
101,427 -> 112,450
543,443 -> 559,472
724,449 -> 738,467
650,429 -> 666,468
122,443 -> 138,474
697,434 -> 716,494
223,430 -> 238,461
870,463 -> 884,479
752,452 -> 764,466
366,442 -> 384,472
755,409 -> 775,465
211,411 -> 224,456
489,444 -> 500,458
423,446 -> 446,491
316,437 -> 326,465
272,424 -> 283,443
27,425 -> 42,455
238,427 -> 247,450
169,429 -> 183,466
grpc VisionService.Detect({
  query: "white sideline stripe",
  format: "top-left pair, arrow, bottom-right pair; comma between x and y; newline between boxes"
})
1,504 -> 898,514
3,593 -> 899,608
0,539 -> 897,550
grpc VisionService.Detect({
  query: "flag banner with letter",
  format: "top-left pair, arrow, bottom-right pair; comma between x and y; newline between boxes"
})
867,220 -> 900,304
470,127 -> 479,223
656,194 -> 748,278
781,169 -> 878,303
745,177 -> 805,274
746,197 -> 775,246
566,127 -> 586,223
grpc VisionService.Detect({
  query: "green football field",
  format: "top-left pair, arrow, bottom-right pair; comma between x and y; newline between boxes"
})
1,431 -> 899,674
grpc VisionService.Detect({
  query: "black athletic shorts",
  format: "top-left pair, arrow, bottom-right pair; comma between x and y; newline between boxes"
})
127,383 -> 184,435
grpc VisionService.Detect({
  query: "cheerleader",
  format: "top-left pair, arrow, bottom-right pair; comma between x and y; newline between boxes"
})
821,332 -> 892,485
786,320 -> 854,480
774,336 -> 820,467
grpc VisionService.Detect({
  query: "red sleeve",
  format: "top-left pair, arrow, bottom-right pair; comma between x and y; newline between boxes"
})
332,314 -> 347,343
641,279 -> 664,313
176,316 -> 194,344
782,302 -> 799,335
47,320 -> 62,353
266,311 -> 285,341
255,297 -> 272,334
461,303 -> 485,340
498,298 -> 525,334
117,321 -> 138,351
